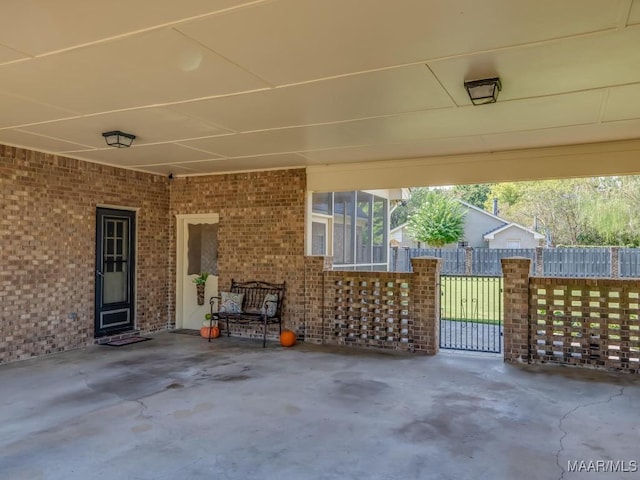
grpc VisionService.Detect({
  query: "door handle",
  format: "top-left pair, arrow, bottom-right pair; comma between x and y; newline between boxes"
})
96,270 -> 104,277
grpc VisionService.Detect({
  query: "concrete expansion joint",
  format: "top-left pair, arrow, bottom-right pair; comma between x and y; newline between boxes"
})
554,387 -> 625,480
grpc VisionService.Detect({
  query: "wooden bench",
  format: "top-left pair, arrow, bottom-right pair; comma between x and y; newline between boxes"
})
209,279 -> 285,347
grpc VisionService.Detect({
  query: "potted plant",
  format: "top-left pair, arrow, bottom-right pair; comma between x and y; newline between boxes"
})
193,272 -> 209,305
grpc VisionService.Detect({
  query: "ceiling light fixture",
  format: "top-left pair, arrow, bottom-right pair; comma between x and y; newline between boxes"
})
464,77 -> 502,105
102,130 -> 136,148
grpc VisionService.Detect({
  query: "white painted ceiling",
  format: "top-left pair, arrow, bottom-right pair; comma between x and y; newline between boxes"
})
1,0 -> 639,176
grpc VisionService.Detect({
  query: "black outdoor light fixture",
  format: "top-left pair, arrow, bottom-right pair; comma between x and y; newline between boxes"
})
464,77 -> 502,105
102,130 -> 136,148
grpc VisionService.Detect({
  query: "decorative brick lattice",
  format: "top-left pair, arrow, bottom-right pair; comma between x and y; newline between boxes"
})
303,257 -> 440,354
530,279 -> 640,372
332,276 -> 412,351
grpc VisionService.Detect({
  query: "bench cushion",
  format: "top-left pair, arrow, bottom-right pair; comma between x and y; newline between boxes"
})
262,293 -> 278,317
219,291 -> 244,314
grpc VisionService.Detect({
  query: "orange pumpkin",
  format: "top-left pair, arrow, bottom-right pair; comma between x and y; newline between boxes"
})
280,330 -> 296,347
200,326 -> 220,339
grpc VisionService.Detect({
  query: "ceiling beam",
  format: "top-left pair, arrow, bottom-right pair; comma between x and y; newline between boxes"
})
307,138 -> 640,191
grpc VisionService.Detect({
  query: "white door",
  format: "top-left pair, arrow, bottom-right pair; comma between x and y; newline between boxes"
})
176,214 -> 219,330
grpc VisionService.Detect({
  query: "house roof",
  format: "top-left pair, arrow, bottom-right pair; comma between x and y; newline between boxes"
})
482,223 -> 510,237
483,223 -> 545,240
390,224 -> 407,236
458,200 -> 545,240
458,200 -> 504,223
0,1 -> 638,177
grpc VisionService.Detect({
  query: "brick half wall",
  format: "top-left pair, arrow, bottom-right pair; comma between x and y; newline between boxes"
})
501,256 -> 640,373
304,256 -> 441,354
530,277 -> 640,372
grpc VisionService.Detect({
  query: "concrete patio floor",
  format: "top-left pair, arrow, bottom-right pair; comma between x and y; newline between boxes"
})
1,333 -> 639,480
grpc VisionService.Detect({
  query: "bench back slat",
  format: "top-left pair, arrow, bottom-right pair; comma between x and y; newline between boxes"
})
230,279 -> 285,317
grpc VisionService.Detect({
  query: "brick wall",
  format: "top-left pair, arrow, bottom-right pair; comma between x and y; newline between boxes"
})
410,257 -> 442,354
1,148 -> 306,362
0,145 -> 170,364
169,169 -> 306,339
304,255 -> 440,354
501,258 -> 531,364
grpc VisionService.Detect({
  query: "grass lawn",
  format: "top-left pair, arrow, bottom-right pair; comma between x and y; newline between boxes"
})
440,276 -> 503,325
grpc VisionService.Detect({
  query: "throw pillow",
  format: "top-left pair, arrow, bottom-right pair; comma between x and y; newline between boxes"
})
219,291 -> 244,314
261,293 -> 279,317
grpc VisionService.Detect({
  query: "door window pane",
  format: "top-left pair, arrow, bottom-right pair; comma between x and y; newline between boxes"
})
188,223 -> 218,275
103,218 -> 128,303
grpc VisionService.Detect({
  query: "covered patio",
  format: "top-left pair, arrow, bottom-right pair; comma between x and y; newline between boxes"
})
2,2 -> 640,476
3,0 -> 640,363
2,332 -> 639,480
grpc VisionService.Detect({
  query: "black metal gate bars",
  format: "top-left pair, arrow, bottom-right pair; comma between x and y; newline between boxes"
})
439,275 -> 503,353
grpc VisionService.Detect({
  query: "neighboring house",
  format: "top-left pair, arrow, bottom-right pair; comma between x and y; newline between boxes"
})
390,200 -> 544,249
389,223 -> 418,248
482,223 -> 545,249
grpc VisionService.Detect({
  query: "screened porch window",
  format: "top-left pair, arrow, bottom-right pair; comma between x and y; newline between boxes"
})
312,191 -> 388,271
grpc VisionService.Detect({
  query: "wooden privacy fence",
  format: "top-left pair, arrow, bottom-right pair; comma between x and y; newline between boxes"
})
542,247 -> 610,277
391,247 -> 467,274
392,246 -> 640,278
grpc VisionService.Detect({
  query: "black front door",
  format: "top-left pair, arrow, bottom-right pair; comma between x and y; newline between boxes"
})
95,208 -> 136,337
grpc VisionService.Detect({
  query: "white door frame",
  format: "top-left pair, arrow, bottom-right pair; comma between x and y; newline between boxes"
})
175,213 -> 220,329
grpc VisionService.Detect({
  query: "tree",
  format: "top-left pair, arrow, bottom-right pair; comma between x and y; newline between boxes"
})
484,182 -> 523,210
485,176 -> 640,246
390,187 -> 431,229
487,179 -> 596,246
452,183 -> 494,209
580,176 -> 640,246
399,175 -> 640,248
407,191 -> 466,247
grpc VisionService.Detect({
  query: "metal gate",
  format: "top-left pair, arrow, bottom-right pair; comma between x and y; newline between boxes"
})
439,275 -> 503,353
